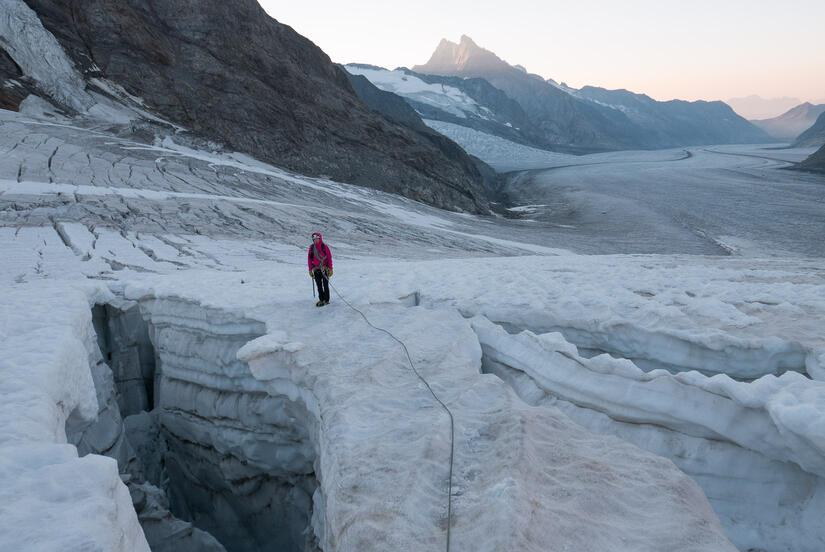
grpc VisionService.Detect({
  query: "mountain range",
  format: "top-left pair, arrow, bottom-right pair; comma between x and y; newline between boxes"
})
3,3 -> 819,193
726,95 -> 804,120
404,35 -> 771,152
751,103 -> 825,141
5,0 -> 491,213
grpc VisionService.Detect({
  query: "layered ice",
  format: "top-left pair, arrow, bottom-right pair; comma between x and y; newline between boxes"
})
471,317 -> 825,551
0,282 -> 149,551
0,0 -> 94,112
117,275 -> 734,551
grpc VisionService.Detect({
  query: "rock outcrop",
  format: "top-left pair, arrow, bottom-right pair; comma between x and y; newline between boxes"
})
16,0 -> 490,212
793,111 -> 825,148
343,67 -> 501,198
794,142 -> 825,173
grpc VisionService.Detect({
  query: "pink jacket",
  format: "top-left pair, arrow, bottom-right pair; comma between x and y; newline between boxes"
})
308,234 -> 332,271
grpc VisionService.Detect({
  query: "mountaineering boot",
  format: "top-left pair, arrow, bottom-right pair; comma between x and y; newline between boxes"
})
316,300 -> 324,307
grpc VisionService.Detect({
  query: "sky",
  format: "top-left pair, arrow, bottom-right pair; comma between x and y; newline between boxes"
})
260,0 -> 825,112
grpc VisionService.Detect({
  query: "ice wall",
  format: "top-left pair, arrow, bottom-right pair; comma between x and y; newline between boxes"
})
76,298 -> 229,552
0,282 -> 149,551
136,295 -> 319,552
217,294 -> 737,551
471,316 -> 825,552
0,0 -> 94,112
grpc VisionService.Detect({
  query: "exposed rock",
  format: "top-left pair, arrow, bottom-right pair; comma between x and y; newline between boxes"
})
794,111 -> 825,148
402,68 -> 551,149
0,47 -> 27,111
343,66 -> 502,197
794,142 -> 825,173
19,0 -> 490,213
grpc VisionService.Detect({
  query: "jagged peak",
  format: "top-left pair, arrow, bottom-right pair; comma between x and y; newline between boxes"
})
413,35 -> 512,76
459,34 -> 478,47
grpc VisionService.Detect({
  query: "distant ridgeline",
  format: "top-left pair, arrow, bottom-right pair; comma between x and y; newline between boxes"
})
751,102 -> 825,142
349,35 -> 773,154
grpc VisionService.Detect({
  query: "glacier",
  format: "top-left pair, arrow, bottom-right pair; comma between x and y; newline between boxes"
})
2,17 -> 825,551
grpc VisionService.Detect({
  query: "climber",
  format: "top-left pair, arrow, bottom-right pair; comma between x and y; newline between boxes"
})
308,231 -> 333,307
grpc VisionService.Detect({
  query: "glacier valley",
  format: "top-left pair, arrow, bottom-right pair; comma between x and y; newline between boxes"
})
1,102 -> 824,551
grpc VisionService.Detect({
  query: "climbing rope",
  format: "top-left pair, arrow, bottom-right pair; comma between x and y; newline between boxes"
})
322,273 -> 456,552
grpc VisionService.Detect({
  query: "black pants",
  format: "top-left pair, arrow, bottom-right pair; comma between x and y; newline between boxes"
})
313,269 -> 330,302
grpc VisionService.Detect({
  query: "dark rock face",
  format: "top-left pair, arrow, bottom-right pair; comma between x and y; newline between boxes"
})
413,35 -> 771,150
0,47 -> 27,110
400,69 -> 553,149
343,67 -> 431,133
793,111 -> 825,148
794,143 -> 825,173
22,0 -> 490,213
343,67 -> 501,197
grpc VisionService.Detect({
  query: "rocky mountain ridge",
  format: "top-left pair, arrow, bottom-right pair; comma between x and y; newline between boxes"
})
412,35 -> 771,151
4,0 -> 491,213
344,64 -> 553,151
793,111 -> 825,148
413,35 -> 644,152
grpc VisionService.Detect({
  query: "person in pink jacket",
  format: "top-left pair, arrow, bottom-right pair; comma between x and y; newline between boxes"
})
308,231 -> 333,306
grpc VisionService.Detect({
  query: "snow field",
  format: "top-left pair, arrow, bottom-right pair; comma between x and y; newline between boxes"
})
344,65 -> 482,119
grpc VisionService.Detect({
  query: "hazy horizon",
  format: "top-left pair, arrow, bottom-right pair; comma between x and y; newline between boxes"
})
261,0 -> 825,118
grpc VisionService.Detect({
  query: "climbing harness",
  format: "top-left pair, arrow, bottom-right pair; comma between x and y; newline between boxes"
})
320,272 -> 456,552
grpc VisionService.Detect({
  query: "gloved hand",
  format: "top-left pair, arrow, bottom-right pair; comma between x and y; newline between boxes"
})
309,269 -> 314,278
325,268 -> 333,277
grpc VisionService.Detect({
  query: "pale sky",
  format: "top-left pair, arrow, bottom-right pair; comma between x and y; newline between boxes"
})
260,0 -> 825,106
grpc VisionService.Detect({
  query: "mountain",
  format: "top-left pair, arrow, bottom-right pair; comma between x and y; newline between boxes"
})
412,36 -> 771,151
341,66 -> 501,197
795,142 -> 825,173
10,0 -> 491,213
570,85 -> 771,147
345,64 -> 554,151
413,35 -> 647,152
793,111 -> 825,148
727,95 -> 803,120
751,103 -> 825,141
